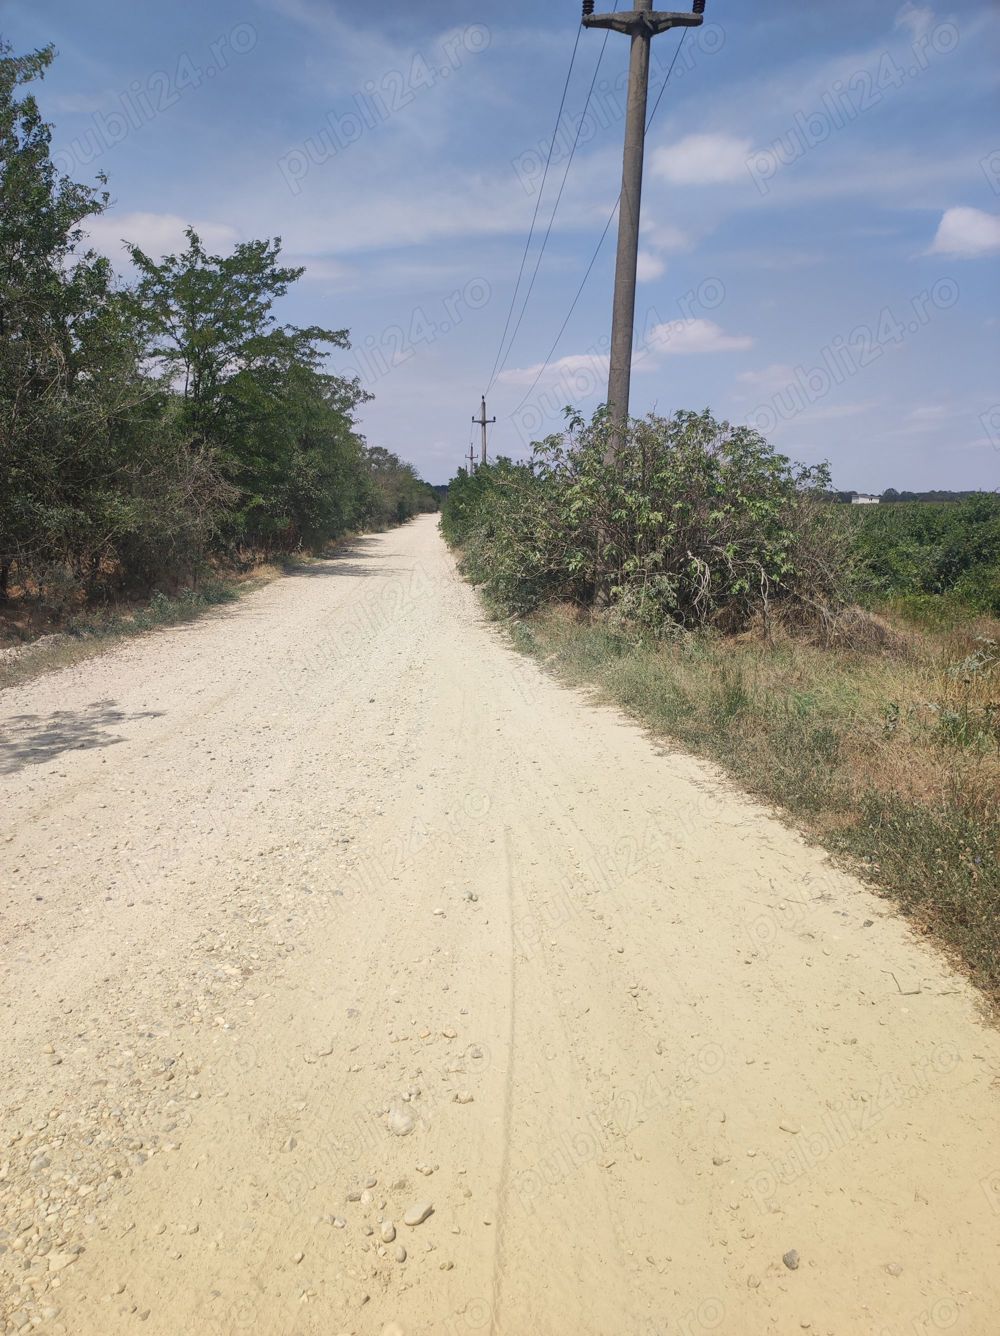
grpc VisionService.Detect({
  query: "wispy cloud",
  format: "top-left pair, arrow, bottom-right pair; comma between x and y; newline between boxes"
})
784,401 -> 878,426
498,352 -> 609,388
647,319 -> 753,356
651,133 -> 754,186
895,3 -> 936,41
737,363 -> 799,394
84,212 -> 240,266
905,404 -> 950,424
288,256 -> 355,284
499,319 -> 753,389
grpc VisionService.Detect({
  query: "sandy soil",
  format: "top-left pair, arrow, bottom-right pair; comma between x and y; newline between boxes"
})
1,514 -> 998,1336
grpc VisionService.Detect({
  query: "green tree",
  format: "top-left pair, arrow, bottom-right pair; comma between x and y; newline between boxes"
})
1,40 -> 433,617
0,40 -> 110,597
125,228 -> 380,553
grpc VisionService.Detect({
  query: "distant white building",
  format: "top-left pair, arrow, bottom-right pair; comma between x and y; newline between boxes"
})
851,493 -> 880,505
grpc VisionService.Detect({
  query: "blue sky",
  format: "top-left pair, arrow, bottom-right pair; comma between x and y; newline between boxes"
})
4,0 -> 998,487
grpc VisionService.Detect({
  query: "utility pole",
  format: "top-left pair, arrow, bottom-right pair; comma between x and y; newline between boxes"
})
467,442 -> 477,474
472,395 -> 496,467
582,1 -> 705,452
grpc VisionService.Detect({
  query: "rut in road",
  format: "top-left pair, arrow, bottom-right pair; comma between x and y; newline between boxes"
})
2,514 -> 998,1336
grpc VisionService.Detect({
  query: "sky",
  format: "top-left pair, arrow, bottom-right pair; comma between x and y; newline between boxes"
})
3,0 -> 998,489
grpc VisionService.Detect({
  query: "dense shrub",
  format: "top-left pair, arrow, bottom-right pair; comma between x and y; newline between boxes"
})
848,496 -> 1000,615
444,408 -> 845,633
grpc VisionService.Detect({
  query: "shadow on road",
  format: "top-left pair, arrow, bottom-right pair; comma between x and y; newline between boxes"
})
287,563 -> 408,580
0,699 -> 164,775
284,535 -> 407,581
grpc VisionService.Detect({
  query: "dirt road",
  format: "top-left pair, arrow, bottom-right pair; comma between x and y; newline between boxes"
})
1,514 -> 998,1336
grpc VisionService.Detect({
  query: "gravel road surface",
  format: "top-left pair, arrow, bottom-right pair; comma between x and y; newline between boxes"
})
2,514 -> 998,1335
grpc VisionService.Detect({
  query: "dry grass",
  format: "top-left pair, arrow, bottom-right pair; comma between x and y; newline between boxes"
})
511,602 -> 1000,1004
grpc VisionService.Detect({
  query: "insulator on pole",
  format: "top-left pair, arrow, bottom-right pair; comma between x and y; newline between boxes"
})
582,1 -> 596,15
693,0 -> 706,12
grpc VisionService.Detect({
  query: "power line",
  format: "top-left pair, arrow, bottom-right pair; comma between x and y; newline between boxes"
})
510,28 -> 691,418
644,23 -> 688,133
483,24 -> 584,396
511,207 -> 617,417
488,4 -> 619,392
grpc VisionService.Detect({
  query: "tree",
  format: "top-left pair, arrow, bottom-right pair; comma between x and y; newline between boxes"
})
0,40 -> 111,597
127,229 -> 328,432
124,228 -> 378,552
1,40 -> 434,616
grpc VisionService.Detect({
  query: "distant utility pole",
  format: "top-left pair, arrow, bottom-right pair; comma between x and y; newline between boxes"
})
467,442 -> 477,473
582,0 -> 705,450
473,395 -> 496,467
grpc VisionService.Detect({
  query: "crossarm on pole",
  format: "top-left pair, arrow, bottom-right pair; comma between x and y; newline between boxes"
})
582,11 -> 703,36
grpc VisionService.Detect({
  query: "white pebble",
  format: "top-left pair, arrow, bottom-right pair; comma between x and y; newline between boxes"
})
387,1107 -> 415,1137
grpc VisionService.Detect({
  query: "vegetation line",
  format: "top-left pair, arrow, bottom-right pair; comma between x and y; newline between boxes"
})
1,41 -> 438,637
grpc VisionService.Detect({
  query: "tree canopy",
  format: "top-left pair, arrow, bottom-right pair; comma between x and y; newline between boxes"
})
0,40 -> 436,610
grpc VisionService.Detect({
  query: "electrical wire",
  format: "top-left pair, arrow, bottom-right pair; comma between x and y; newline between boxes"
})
483,24 -> 584,396
644,23 -> 687,129
509,28 -> 690,418
487,4 -> 619,393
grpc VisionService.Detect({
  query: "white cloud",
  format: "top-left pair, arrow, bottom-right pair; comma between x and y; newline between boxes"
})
498,318 -> 753,389
636,251 -> 666,282
741,145 -> 978,211
289,256 -> 354,284
268,169 -> 608,254
906,404 -> 949,424
737,363 -> 798,393
929,206 -> 1000,257
84,212 -> 240,267
886,404 -> 955,437
895,3 -> 935,41
640,221 -> 691,252
646,318 -> 753,355
650,133 -> 754,186
497,352 -> 609,388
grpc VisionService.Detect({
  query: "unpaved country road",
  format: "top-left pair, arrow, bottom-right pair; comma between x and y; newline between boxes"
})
1,515 -> 998,1336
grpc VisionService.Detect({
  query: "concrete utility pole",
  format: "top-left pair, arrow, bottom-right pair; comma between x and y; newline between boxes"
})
472,395 -> 496,467
467,442 -> 477,473
582,0 -> 705,449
